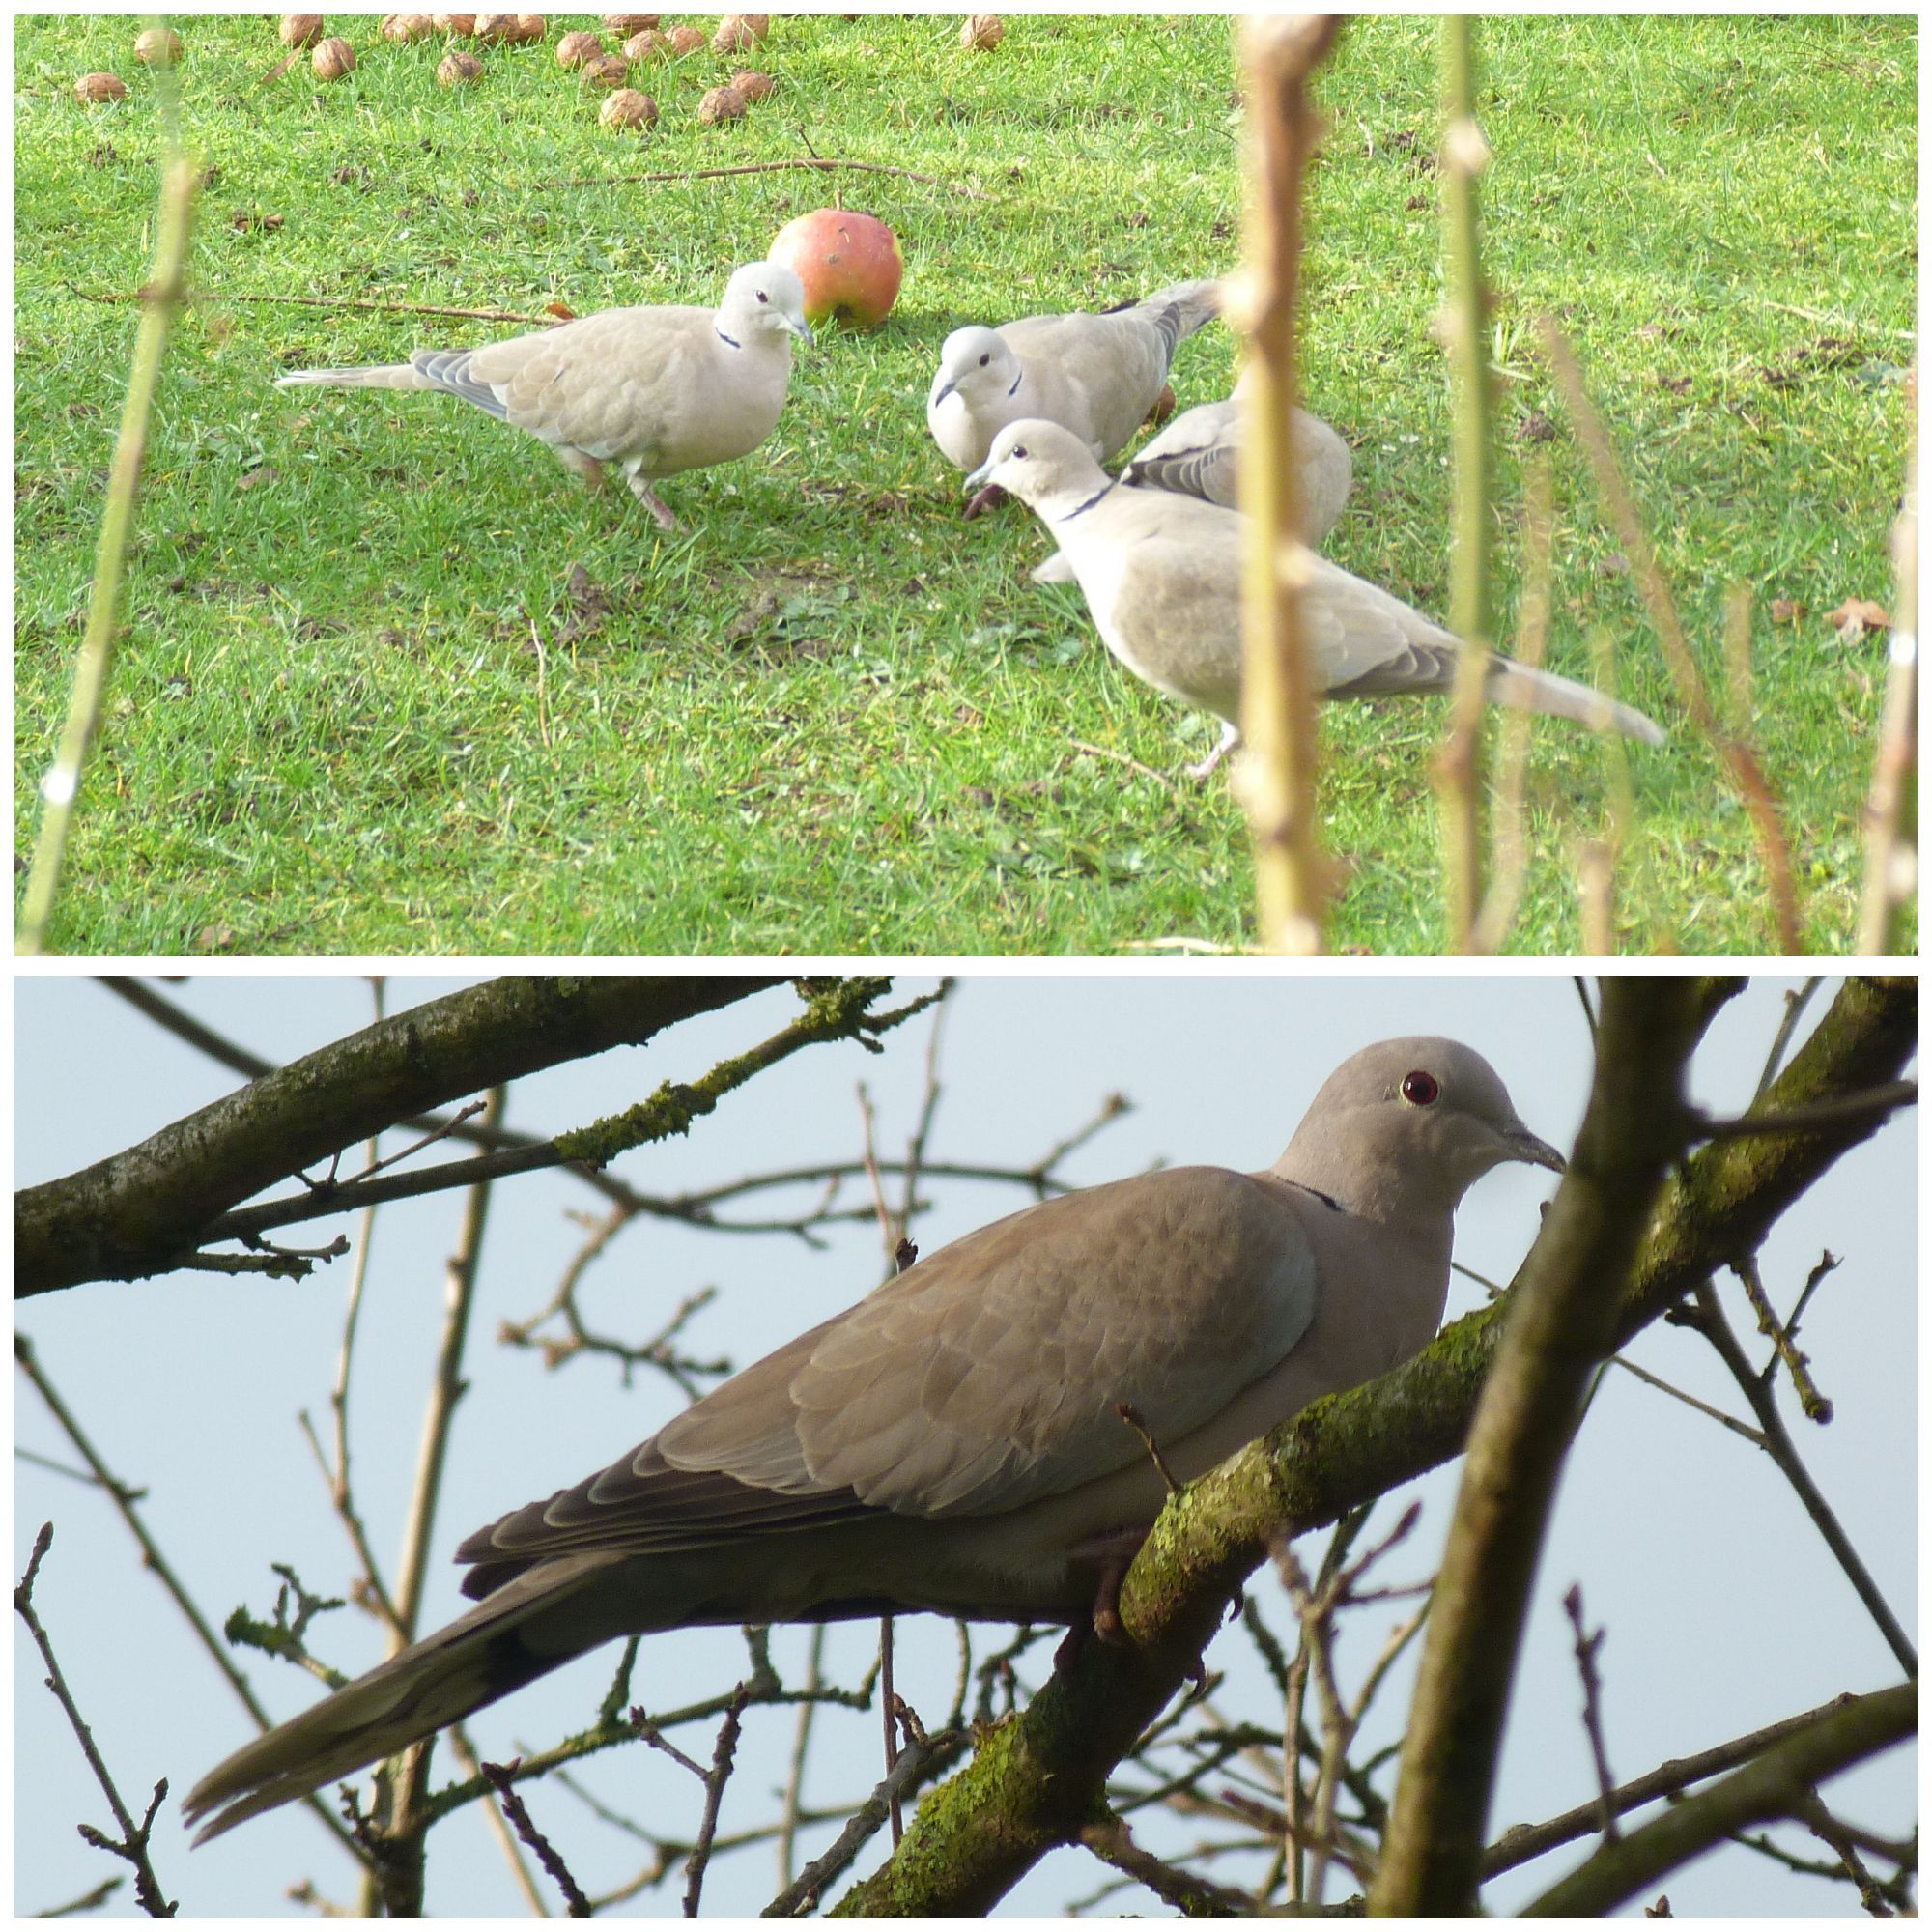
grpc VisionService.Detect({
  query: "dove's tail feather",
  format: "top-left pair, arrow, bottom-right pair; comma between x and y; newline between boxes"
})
182,1557 -> 614,1844
1134,277 -> 1224,366
1485,658 -> 1667,746
274,362 -> 436,392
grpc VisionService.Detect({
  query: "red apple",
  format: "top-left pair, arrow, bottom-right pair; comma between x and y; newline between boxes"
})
767,208 -> 903,328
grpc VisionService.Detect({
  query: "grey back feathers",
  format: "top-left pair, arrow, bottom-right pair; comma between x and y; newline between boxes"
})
1122,376 -> 1354,541
927,277 -> 1223,471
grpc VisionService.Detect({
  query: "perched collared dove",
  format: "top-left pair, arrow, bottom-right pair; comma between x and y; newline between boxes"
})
926,278 -> 1222,478
274,262 -> 813,529
1120,369 -> 1353,533
967,418 -> 1666,777
184,1036 -> 1561,1844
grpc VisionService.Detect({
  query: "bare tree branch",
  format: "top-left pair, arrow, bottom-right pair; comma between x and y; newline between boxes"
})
1483,1691 -> 1899,1878
17,977 -> 785,1293
1521,1684 -> 1916,1916
15,1526 -> 178,1917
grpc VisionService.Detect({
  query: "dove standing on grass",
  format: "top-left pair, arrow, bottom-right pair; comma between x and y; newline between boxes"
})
1121,367 -> 1353,531
967,418 -> 1666,777
274,261 -> 813,530
926,277 -> 1222,482
185,1036 -> 1562,1843
1033,375 -> 1351,584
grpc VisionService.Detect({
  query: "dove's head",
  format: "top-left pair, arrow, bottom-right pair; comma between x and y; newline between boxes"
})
721,262 -> 815,349
929,325 -> 1019,412
1276,1037 -> 1565,1222
962,418 -> 1110,513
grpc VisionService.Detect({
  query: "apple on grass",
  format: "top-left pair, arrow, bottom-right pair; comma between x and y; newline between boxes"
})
767,209 -> 902,328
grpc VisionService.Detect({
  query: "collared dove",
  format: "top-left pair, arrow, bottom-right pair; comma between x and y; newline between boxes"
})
184,1036 -> 1561,1844
967,418 -> 1666,777
926,278 -> 1222,479
1032,376 -> 1350,584
1120,369 -> 1353,533
274,262 -> 813,529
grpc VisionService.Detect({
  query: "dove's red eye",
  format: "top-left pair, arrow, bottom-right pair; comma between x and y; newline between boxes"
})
1402,1070 -> 1439,1106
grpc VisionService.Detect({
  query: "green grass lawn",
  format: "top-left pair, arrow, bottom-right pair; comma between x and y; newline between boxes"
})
14,14 -> 1915,954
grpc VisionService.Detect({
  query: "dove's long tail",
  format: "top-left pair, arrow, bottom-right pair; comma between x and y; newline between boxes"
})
274,361 -> 436,391
182,1554 -> 616,1844
1484,658 -> 1666,746
1131,277 -> 1224,369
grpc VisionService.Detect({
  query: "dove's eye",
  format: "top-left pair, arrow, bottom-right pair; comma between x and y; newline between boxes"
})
757,291 -> 769,304
978,353 -> 990,367
1401,1070 -> 1440,1106
1010,443 -> 1029,460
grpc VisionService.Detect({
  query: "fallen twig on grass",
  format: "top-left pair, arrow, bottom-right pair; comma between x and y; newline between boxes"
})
67,283 -> 555,327
553,156 -> 995,198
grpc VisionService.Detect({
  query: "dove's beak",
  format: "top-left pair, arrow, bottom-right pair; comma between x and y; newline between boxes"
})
1511,1126 -> 1568,1176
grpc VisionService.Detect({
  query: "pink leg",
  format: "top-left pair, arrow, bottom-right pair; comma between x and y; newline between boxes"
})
554,446 -> 607,492
1185,719 -> 1241,781
623,469 -> 681,531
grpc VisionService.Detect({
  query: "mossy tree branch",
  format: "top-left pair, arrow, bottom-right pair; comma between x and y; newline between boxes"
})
16,976 -> 786,1295
834,976 -> 1914,1916
1370,978 -> 1722,1913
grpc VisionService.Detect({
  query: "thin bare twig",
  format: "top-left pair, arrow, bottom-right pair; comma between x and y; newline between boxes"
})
1733,1254 -> 1833,1423
1472,450 -> 1554,951
14,1337 -> 365,1861
1079,1811 -> 1258,1916
1690,1082 -> 1917,1144
1541,317 -> 1801,952
15,1526 -> 177,1917
1068,738 -> 1184,791
446,1727 -> 550,1916
762,1724 -> 969,1918
553,155 -> 993,197
1793,1786 -> 1896,1917
480,1759 -> 591,1917
776,1625 -> 826,1888
202,980 -> 941,1248
96,977 -> 642,1205
1483,1691 -> 1905,1878
1608,1354 -> 1761,1445
303,987 -> 408,1646
39,1876 -> 125,1917
1116,1403 -> 1181,1494
1683,1281 -> 1914,1677
384,1087 -> 506,1858
1561,1584 -> 1621,1844
681,1689 -> 749,1918
1751,980 -> 1823,1106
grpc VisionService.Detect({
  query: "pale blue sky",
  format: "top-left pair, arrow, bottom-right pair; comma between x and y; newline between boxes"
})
14,973 -> 1916,1916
